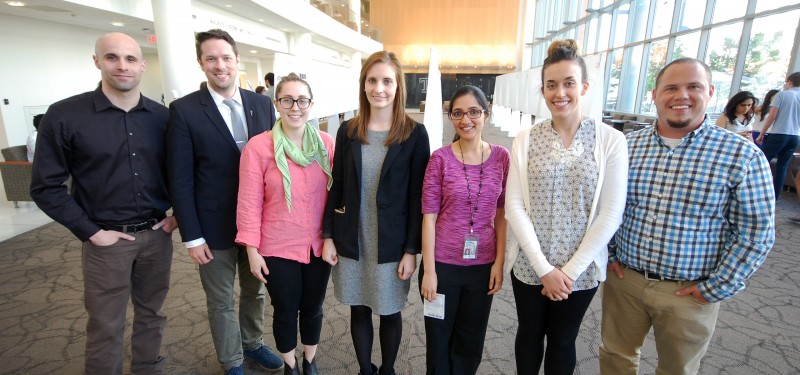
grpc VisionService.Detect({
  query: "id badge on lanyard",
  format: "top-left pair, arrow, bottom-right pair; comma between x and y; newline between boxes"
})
463,231 -> 478,259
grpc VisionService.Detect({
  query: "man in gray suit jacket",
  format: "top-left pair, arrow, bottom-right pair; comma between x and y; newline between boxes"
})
166,29 -> 281,375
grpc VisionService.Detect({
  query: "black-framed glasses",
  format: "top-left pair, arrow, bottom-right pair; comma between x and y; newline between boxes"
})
277,97 -> 312,109
449,109 -> 485,120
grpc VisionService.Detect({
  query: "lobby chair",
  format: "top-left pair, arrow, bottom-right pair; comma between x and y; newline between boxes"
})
1,145 -> 32,208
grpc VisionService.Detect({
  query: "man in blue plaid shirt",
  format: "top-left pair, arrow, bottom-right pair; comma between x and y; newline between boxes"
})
599,58 -> 775,375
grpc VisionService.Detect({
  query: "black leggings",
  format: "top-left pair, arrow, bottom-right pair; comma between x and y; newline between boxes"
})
351,305 -> 402,375
263,254 -> 331,353
511,271 -> 597,375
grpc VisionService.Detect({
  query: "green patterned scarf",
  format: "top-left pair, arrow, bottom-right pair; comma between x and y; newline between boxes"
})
272,119 -> 333,210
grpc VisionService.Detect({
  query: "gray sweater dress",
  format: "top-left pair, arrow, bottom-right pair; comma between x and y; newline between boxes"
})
332,130 -> 411,315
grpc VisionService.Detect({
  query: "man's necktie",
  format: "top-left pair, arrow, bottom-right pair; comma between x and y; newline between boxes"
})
222,99 -> 247,151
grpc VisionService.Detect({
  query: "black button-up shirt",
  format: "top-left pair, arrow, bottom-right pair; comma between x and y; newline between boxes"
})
30,88 -> 170,241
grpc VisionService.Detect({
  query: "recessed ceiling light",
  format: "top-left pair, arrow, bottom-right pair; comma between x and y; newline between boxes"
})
250,50 -> 258,54
5,1 -> 26,6
225,4 -> 232,7
111,22 -> 125,27
258,19 -> 264,22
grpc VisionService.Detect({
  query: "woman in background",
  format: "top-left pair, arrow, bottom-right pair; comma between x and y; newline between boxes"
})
237,73 -> 334,375
322,51 -> 430,375
753,89 -> 780,144
715,90 -> 758,140
505,39 -> 628,375
419,85 -> 509,375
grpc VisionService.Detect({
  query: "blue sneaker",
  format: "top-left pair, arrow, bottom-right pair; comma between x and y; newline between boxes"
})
224,366 -> 244,375
243,344 -> 284,371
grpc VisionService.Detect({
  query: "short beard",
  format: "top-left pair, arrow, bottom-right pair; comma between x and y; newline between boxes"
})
666,118 -> 692,129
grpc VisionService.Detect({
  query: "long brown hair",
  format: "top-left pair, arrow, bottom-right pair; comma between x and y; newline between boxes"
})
348,51 -> 416,145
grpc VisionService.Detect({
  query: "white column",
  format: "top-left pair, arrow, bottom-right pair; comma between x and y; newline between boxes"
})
423,47 -> 443,151
151,0 -> 202,104
349,0 -> 361,32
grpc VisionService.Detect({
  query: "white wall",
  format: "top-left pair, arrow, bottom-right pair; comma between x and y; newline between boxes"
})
0,14 -> 165,147
272,52 -> 359,120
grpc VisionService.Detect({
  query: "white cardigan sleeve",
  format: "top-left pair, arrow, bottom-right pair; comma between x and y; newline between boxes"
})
505,126 -> 555,278
561,125 -> 629,281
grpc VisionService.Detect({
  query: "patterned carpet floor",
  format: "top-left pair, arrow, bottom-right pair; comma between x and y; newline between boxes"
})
1,123 -> 798,374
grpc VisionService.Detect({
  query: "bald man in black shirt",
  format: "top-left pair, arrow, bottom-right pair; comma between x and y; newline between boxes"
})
30,32 -> 175,375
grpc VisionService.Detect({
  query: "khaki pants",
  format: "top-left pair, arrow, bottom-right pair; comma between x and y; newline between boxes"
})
199,246 -> 267,370
599,265 -> 720,375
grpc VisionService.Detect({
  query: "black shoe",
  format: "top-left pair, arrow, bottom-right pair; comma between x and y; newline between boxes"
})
378,365 -> 396,375
284,362 -> 300,375
302,354 -> 319,375
358,364 -> 378,375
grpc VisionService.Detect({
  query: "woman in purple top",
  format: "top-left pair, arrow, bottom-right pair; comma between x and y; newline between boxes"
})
419,85 -> 509,374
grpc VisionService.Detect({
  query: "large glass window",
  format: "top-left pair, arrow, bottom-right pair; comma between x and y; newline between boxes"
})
705,22 -> 744,113
641,39 -> 669,114
756,0 -> 797,13
606,50 -> 623,110
612,3 -> 630,48
619,45 -> 644,112
651,0 -> 675,38
676,0 -> 706,32
628,0 -> 650,42
712,0 -> 748,23
585,16 -> 599,53
673,31 -> 700,59
597,13 -> 612,51
525,0 -> 799,115
740,9 -> 800,95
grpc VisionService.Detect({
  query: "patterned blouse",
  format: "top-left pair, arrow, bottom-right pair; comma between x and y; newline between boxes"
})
512,118 -> 600,290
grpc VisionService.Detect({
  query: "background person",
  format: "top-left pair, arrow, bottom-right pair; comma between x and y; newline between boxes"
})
419,85 -> 509,375
715,90 -> 757,140
505,39 -> 628,375
265,72 -> 275,99
26,114 -> 43,161
237,73 -> 334,375
756,72 -> 800,199
752,89 -> 780,145
321,51 -> 430,375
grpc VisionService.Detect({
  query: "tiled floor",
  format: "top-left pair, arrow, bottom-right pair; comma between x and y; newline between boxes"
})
0,199 -> 52,242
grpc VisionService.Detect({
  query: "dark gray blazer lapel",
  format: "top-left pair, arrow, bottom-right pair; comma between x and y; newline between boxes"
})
199,89 -> 239,153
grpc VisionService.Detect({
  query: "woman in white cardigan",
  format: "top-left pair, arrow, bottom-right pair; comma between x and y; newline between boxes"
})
504,39 -> 628,375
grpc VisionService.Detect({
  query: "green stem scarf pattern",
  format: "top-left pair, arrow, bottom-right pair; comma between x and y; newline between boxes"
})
272,119 -> 333,211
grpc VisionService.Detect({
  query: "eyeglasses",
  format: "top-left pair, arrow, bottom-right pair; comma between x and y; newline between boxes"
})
449,109 -> 486,120
277,97 -> 312,109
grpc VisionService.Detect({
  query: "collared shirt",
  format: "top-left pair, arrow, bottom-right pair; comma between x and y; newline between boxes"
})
235,129 -> 335,262
769,87 -> 800,135
30,87 -> 170,241
612,117 -> 775,303
207,85 -> 248,139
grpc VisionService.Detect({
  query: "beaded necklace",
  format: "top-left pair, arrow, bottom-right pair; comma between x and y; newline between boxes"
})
457,140 -> 485,234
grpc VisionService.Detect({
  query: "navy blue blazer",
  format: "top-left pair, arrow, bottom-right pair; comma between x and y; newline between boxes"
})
322,120 -> 430,263
167,88 -> 275,249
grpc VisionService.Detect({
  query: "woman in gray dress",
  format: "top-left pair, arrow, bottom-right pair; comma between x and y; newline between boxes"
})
322,51 -> 430,375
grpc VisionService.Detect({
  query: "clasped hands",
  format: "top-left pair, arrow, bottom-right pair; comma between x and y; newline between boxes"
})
540,268 -> 573,301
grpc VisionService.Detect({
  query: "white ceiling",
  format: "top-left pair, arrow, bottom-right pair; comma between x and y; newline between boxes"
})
0,0 -> 366,56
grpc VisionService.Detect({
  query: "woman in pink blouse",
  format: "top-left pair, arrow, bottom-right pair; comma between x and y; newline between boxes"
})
419,85 -> 509,374
236,73 -> 334,375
